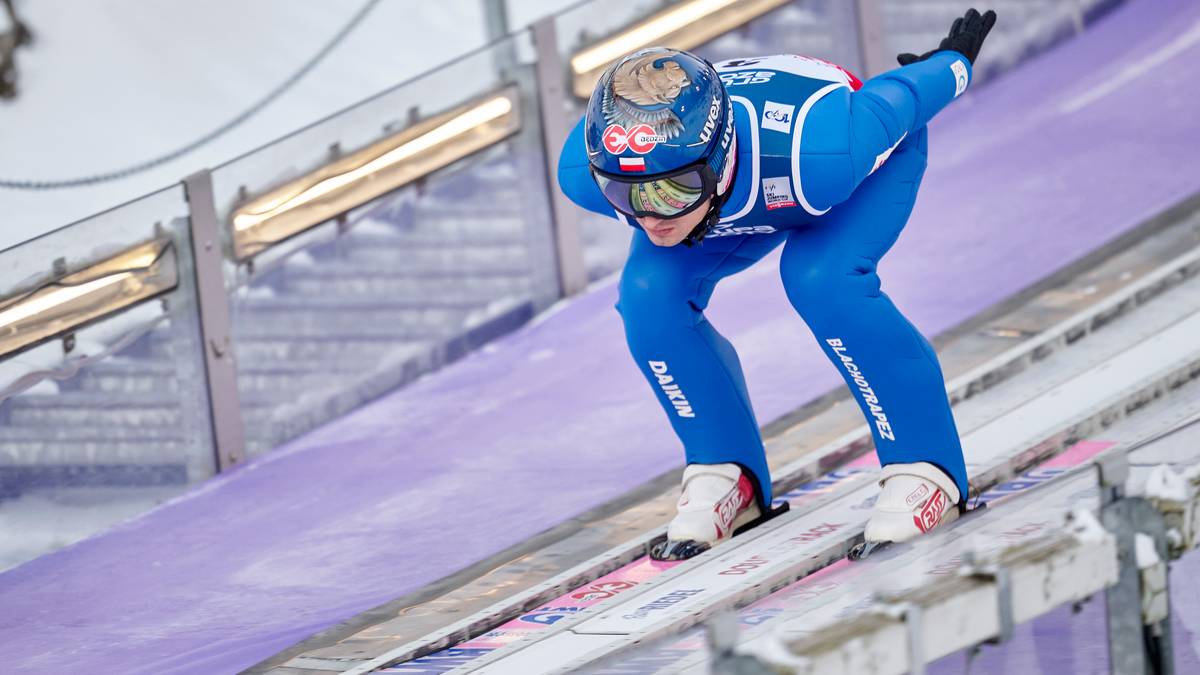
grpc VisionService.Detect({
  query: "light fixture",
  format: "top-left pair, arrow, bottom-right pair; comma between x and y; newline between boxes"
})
230,86 -> 522,260
0,238 -> 178,359
569,0 -> 790,98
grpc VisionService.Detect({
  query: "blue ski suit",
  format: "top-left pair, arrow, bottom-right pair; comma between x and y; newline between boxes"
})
557,52 -> 975,506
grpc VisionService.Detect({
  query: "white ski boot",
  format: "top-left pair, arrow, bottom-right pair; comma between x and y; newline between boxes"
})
862,462 -> 960,547
651,463 -> 761,561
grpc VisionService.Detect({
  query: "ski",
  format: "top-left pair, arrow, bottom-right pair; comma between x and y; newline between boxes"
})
585,439 -> 1116,673
381,460 -> 877,673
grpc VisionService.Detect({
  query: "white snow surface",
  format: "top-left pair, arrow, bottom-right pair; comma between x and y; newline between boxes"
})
1141,463 -> 1191,502
0,0 -> 578,251
1135,532 -> 1161,570
0,486 -> 184,572
1068,508 -> 1109,544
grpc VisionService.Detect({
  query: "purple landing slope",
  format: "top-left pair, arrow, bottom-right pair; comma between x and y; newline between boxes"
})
3,2 -> 1200,673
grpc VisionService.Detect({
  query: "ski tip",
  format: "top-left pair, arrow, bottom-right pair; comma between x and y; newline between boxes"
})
650,538 -> 711,561
849,539 -> 891,561
650,502 -> 792,561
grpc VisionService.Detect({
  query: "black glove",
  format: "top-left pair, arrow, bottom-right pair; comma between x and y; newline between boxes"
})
897,8 -> 997,66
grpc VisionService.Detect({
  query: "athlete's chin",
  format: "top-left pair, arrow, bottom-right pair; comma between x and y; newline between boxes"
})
646,230 -> 689,247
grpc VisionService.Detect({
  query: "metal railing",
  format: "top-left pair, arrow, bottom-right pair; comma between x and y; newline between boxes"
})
713,444 -> 1200,674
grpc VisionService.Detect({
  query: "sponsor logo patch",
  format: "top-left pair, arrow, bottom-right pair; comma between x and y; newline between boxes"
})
914,489 -> 947,533
719,70 -> 774,87
761,100 -> 795,134
905,483 -> 930,507
762,177 -> 797,210
603,123 -> 664,155
518,606 -> 584,625
717,58 -> 765,68
570,580 -> 637,603
698,96 -> 722,144
826,338 -> 896,441
719,554 -> 769,576
787,522 -> 845,544
622,589 -> 705,621
649,360 -> 695,417
706,224 -> 778,238
951,60 -> 970,97
713,474 -> 754,537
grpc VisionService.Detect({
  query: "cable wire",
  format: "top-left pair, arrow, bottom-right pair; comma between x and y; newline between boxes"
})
0,0 -> 381,190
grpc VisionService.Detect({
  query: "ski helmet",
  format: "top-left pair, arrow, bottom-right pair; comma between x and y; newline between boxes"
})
584,47 -> 736,245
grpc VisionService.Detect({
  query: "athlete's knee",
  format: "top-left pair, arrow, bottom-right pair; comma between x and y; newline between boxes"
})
780,257 -> 881,315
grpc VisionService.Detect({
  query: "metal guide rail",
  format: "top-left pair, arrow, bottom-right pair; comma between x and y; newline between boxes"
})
350,242 -> 1200,672
360,276 -> 1200,667
589,390 -> 1200,674
707,415 -> 1200,674
338,236 -> 1200,675
449,313 -> 1200,674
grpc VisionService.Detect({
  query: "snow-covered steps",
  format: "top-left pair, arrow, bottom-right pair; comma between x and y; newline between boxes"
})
277,272 -> 531,303
337,216 -> 530,248
57,360 -> 180,396
231,337 -> 426,368
2,392 -> 185,428
230,306 -> 479,341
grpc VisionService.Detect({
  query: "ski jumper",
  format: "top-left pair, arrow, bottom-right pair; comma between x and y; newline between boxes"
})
557,52 -> 975,505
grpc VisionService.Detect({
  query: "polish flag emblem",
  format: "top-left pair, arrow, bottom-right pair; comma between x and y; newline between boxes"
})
619,157 -> 646,172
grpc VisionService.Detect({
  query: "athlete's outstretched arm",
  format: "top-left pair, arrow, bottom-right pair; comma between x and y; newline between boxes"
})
556,115 -> 617,219
798,52 -> 971,211
798,8 -> 996,212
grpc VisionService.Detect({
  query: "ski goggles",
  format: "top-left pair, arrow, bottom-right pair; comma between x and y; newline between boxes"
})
591,161 -> 718,220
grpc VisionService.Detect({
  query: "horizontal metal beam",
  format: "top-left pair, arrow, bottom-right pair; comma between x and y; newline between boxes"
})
0,238 -> 178,360
783,522 -> 1120,674
229,86 -> 523,260
569,0 -> 791,99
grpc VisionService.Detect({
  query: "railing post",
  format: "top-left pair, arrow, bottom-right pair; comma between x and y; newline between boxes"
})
1098,452 -> 1175,675
481,0 -> 518,79
481,0 -> 509,43
531,16 -> 588,297
183,170 -> 247,472
851,0 -> 893,79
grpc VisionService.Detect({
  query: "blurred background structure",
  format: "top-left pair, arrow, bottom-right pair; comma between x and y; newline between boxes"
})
0,0 -> 33,100
1,1 -> 1199,674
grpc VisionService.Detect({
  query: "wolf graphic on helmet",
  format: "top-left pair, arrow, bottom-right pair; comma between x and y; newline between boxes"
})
601,51 -> 691,140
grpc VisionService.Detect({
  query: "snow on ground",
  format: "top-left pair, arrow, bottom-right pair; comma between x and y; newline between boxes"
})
0,486 -> 184,572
